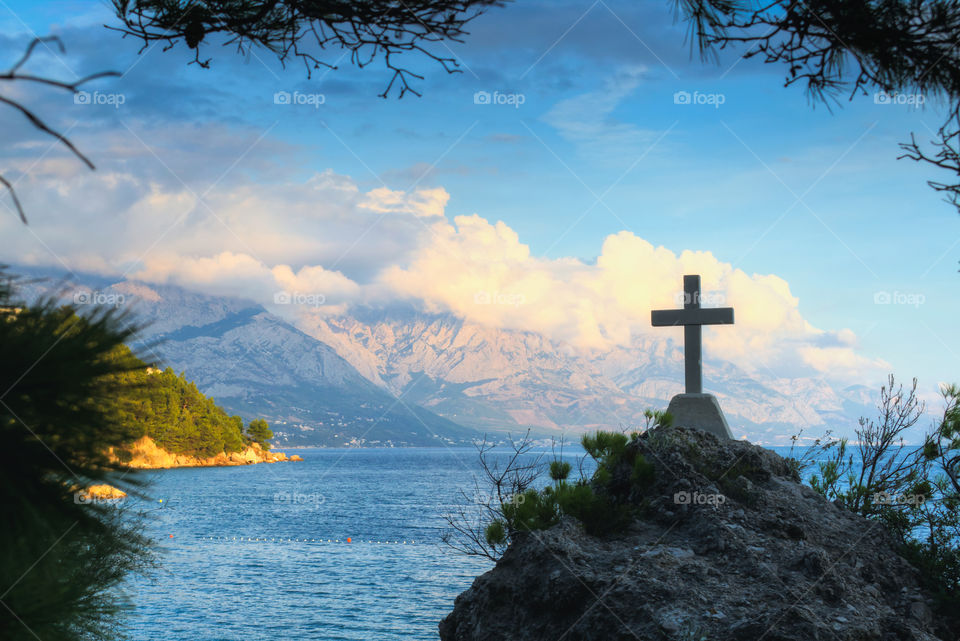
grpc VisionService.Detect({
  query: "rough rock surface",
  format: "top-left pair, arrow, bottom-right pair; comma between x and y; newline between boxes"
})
109,435 -> 297,469
76,484 -> 127,500
439,427 -> 947,641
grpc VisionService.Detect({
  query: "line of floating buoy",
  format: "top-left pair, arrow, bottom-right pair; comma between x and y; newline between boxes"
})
197,536 -> 417,544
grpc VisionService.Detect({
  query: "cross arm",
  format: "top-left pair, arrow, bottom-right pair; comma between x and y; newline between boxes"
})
651,308 -> 735,327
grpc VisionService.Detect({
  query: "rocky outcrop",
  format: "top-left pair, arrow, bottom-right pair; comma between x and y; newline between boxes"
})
439,427 -> 947,641
110,435 -> 300,469
75,484 -> 127,501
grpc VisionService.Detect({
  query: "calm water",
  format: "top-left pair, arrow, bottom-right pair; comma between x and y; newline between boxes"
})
119,445 -> 847,640
123,448 -> 496,641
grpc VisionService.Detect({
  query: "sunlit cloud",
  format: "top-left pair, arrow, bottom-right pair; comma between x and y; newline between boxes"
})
0,158 -> 885,385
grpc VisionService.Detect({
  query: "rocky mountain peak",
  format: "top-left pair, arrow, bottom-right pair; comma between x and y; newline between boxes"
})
299,309 -> 877,442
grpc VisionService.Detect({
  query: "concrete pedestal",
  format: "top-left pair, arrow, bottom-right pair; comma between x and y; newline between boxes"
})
666,393 -> 733,439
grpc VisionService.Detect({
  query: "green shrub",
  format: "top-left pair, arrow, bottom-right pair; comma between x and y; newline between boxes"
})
632,454 -> 656,488
550,459 -> 571,481
484,520 -> 507,547
581,430 -> 629,468
502,487 -> 560,533
502,421 -> 665,539
797,376 -> 960,634
446,414 -> 669,560
554,481 -> 632,536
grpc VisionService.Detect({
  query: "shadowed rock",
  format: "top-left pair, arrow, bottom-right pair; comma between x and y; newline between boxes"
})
439,427 -> 946,641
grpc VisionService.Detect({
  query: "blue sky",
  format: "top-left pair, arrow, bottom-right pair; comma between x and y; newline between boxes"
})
1,1 -> 958,399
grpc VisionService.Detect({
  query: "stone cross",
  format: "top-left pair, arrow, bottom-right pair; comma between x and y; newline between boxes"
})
651,275 -> 734,394
649,275 -> 736,439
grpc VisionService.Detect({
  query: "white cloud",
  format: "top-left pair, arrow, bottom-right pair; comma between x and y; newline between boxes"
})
0,157 -> 885,383
0,119 -> 437,283
542,65 -> 662,159
129,251 -> 361,313
379,214 -> 886,381
360,186 -> 450,218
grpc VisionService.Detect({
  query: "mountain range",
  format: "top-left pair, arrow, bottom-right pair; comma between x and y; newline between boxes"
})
12,267 -> 879,446
301,306 -> 877,444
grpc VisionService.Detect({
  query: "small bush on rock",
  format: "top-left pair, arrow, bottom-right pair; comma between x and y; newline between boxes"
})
442,412 -> 672,559
794,375 -> 960,630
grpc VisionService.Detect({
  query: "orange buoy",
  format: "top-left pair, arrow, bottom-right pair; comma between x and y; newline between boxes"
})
347,537 -> 352,543
168,534 -> 173,538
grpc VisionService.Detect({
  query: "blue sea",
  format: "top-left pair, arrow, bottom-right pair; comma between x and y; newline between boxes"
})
123,448 -> 500,641
120,445 -> 837,640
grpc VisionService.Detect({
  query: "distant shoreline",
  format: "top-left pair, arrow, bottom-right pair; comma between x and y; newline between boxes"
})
110,435 -> 303,469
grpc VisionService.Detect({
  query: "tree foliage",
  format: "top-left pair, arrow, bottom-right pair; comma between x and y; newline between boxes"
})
110,355 -> 252,457
4,2 -> 506,222
677,0 -> 960,211
110,0 -> 506,97
0,270 -> 153,641
0,37 -> 118,223
246,417 -> 273,449
795,375 -> 960,629
440,430 -> 544,561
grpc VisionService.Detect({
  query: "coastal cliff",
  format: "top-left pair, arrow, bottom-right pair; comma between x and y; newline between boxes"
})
109,435 -> 302,469
439,427 -> 947,641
